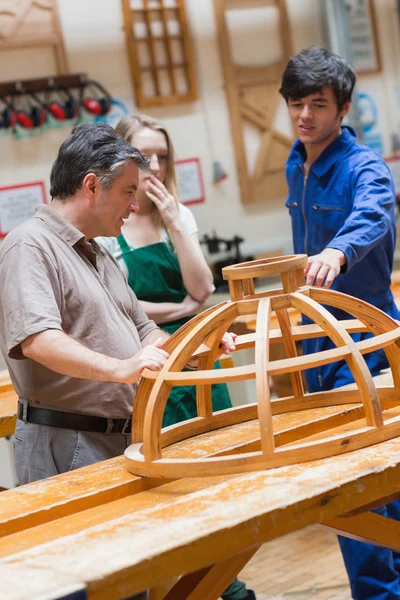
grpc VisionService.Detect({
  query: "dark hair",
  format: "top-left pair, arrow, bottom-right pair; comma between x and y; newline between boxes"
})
279,46 -> 356,111
50,122 -> 150,200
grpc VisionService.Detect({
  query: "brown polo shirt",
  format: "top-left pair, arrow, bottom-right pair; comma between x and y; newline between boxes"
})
0,205 -> 159,418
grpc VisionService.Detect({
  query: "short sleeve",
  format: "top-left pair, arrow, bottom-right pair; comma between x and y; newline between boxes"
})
178,204 -> 198,236
0,242 -> 63,359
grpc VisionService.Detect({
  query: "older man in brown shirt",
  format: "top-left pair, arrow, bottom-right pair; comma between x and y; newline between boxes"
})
0,122 -> 236,600
0,123 -> 173,490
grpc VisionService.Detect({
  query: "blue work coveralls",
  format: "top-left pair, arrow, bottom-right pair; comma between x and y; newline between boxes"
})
286,125 -> 400,599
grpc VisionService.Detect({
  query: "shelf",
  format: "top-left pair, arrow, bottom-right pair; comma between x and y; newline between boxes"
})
0,73 -> 88,97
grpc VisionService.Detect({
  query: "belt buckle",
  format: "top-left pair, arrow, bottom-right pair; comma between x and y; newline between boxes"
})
19,400 -> 29,423
121,416 -> 131,435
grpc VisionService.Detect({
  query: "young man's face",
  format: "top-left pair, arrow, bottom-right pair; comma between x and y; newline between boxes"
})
95,161 -> 139,237
287,85 -> 350,147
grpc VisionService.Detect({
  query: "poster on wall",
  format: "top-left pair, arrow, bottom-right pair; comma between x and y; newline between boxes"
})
0,181 -> 47,238
348,0 -> 381,74
175,158 -> 205,205
357,90 -> 384,155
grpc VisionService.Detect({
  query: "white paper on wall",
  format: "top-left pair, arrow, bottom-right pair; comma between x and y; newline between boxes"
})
0,182 -> 46,237
175,158 -> 205,205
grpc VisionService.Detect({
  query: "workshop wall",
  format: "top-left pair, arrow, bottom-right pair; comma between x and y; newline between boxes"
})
0,0 -> 399,265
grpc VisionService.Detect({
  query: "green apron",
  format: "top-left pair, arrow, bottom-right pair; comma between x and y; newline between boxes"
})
117,234 -> 231,428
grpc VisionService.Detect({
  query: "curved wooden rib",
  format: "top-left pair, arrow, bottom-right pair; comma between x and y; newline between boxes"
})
357,329 -> 400,353
211,319 -> 391,359
159,404 -> 259,449
125,413 -> 400,479
145,329 -> 400,387
156,386 -> 400,452
161,301 -> 231,356
131,378 -> 156,443
275,307 -> 304,396
212,406 -> 366,457
142,302 -> 238,462
158,385 -> 400,452
272,387 -> 400,415
291,292 -> 383,428
132,306 -> 226,442
196,319 -> 233,418
255,298 -> 274,454
144,345 -> 352,385
310,287 -> 400,389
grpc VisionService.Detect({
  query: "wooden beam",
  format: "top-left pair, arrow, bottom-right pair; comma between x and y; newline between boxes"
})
321,512 -> 400,552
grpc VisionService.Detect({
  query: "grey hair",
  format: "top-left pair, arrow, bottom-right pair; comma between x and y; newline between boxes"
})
50,122 -> 150,200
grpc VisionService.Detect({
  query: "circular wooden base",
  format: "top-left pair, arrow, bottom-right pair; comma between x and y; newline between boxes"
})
125,389 -> 400,478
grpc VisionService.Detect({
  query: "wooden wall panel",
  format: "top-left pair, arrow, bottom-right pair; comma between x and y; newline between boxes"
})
121,0 -> 198,108
0,0 -> 68,75
214,0 -> 293,204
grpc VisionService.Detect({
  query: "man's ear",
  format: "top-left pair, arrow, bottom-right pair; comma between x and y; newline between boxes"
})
340,101 -> 351,119
82,173 -> 98,199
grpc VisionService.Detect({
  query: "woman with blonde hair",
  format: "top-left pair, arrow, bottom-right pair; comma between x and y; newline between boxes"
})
98,114 -> 233,424
97,114 -> 255,600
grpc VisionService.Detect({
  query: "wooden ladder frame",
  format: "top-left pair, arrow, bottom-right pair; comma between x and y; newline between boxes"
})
121,0 -> 198,107
213,0 -> 293,204
0,0 -> 68,74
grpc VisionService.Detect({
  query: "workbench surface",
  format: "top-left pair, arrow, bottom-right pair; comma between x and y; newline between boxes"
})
1,373 -> 400,599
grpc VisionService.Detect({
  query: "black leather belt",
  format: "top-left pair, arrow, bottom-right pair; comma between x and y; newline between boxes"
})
17,401 -> 132,435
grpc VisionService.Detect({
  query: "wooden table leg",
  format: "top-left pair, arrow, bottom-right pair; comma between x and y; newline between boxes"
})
149,579 -> 178,600
163,546 -> 260,600
321,512 -> 400,551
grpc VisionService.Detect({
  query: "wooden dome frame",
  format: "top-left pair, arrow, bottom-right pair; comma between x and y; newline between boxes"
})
125,255 -> 400,478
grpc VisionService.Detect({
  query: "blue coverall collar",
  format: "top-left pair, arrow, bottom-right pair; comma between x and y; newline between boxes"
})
286,126 -> 357,176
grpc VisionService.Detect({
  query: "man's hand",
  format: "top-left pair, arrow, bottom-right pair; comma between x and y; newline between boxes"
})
117,337 -> 169,384
20,330 -> 170,385
305,248 -> 346,288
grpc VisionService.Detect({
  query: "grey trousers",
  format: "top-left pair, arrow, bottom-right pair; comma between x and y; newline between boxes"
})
14,419 -> 148,600
14,419 -> 132,484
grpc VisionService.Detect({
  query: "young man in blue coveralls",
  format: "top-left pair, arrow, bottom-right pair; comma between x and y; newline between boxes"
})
280,46 -> 400,600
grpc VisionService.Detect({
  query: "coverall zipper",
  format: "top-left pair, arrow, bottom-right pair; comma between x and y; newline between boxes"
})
301,168 -> 323,388
302,171 -> 308,254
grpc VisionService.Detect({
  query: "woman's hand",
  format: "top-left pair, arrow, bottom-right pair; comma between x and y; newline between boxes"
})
145,174 -> 215,303
138,295 -> 205,325
181,294 -> 205,318
218,332 -> 237,355
145,175 -> 181,230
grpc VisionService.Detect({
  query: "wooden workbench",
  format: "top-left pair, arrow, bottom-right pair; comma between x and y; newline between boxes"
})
1,372 -> 400,599
0,370 -> 17,438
